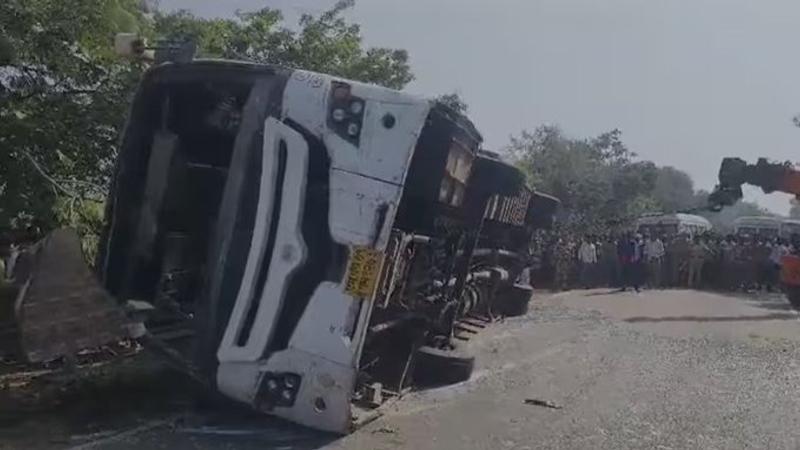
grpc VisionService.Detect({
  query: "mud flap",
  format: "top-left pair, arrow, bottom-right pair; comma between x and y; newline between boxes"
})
15,229 -> 130,363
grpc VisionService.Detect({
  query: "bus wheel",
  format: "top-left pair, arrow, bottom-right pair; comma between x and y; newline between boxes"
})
413,343 -> 475,387
498,284 -> 533,317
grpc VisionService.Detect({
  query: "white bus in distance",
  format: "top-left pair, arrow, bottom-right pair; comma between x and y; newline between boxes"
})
636,213 -> 712,237
734,216 -> 800,239
733,216 -> 781,238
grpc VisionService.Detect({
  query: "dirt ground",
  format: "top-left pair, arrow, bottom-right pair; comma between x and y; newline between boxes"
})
4,289 -> 800,449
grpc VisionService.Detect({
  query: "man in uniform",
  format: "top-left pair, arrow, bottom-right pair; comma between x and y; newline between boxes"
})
553,236 -> 576,291
577,235 -> 598,288
644,234 -> 665,288
600,236 -> 619,287
738,236 -> 756,291
687,236 -> 707,288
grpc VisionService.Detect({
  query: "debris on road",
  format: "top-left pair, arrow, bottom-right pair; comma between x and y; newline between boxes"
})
523,398 -> 563,409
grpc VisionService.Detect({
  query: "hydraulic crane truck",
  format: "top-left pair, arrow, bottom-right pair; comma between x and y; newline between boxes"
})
708,157 -> 800,308
3,38 -> 558,433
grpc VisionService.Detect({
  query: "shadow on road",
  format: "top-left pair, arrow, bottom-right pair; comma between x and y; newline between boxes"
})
582,289 -> 621,297
624,313 -> 799,323
0,352 -> 340,450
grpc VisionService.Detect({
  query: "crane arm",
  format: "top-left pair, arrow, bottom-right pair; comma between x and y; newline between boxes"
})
707,157 -> 800,210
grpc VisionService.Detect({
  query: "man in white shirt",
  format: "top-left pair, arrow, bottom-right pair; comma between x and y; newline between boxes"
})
768,238 -> 789,291
644,235 -> 665,288
577,236 -> 598,288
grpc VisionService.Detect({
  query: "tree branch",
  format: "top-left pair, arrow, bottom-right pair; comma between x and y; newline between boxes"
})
20,150 -> 103,202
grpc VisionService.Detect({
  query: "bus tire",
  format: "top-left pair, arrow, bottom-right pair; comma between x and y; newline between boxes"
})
498,283 -> 533,317
413,344 -> 475,387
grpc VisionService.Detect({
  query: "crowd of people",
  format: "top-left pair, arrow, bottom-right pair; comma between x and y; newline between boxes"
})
537,231 -> 795,293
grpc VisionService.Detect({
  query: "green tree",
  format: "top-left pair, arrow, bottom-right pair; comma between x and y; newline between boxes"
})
153,0 -> 414,90
651,166 -> 697,213
508,125 -> 657,234
1,0 -> 416,244
434,92 -> 469,114
0,0 -> 147,237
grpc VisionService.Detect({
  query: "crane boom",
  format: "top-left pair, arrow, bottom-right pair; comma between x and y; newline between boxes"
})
708,157 -> 800,309
708,157 -> 800,210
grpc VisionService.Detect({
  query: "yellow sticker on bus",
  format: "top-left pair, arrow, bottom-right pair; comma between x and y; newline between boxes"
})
344,247 -> 384,299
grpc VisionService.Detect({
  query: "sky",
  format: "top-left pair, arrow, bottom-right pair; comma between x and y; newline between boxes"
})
159,0 -> 800,214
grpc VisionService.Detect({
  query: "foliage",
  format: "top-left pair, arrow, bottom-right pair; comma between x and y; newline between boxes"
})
506,124 -> 773,236
508,125 -> 658,235
651,166 -> 697,213
434,92 -> 469,114
0,0 -> 147,241
153,0 -> 414,90
0,0 -> 416,252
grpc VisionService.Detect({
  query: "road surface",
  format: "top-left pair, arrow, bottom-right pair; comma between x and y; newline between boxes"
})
7,289 -> 800,449
328,289 -> 800,450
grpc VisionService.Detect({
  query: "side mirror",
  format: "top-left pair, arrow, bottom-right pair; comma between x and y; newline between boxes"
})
115,33 -> 196,64
115,33 -> 145,57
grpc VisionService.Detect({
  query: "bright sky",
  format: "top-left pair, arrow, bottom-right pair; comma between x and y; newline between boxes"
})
160,0 -> 800,214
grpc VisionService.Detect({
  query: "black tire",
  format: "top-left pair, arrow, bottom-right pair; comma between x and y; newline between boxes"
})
413,344 -> 475,387
497,283 -> 533,317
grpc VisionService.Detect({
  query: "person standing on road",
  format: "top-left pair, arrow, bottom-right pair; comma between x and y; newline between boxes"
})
687,236 -> 708,288
577,235 -> 598,288
703,236 -> 722,289
618,233 -> 643,292
617,234 -> 632,291
738,236 -> 757,291
633,233 -> 646,289
644,234 -> 665,288
600,236 -> 619,287
719,235 -> 737,290
753,238 -> 773,292
667,234 -> 690,287
553,236 -> 575,291
767,238 -> 788,292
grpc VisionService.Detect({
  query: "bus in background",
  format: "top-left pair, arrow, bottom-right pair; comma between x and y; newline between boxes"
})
636,213 -> 712,237
780,219 -> 800,239
733,216 -> 781,238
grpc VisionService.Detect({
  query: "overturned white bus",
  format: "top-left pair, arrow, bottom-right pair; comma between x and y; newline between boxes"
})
9,57 -> 557,433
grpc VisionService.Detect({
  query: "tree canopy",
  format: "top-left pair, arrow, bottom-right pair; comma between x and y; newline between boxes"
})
0,0 -> 147,242
508,126 -> 660,234
0,0 -> 415,248
507,125 -> 770,235
0,0 -> 775,248
152,0 -> 413,90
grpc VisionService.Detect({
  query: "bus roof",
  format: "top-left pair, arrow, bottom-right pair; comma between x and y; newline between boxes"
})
732,216 -> 781,228
636,213 -> 711,227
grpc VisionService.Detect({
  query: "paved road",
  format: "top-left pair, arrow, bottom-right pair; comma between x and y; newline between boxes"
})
329,289 -> 800,450
10,289 -> 800,449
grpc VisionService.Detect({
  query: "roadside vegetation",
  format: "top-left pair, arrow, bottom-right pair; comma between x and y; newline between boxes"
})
0,0 -> 773,254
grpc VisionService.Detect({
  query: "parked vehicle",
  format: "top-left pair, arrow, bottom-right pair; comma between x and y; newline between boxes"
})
733,216 -> 781,238
636,213 -> 712,237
